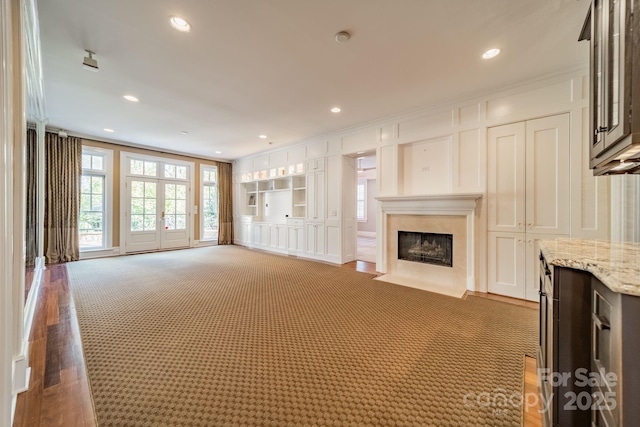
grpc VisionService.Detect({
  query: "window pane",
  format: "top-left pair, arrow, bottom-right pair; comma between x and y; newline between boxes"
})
175,215 -> 186,230
164,215 -> 175,230
91,194 -> 102,211
164,164 -> 176,178
92,155 -> 104,171
144,199 -> 156,215
82,154 -> 92,169
176,184 -> 186,199
92,176 -> 103,193
144,215 -> 156,231
130,215 -> 143,231
176,166 -> 187,180
81,194 -> 91,212
165,199 -> 176,214
131,198 -> 144,215
144,182 -> 156,198
165,184 -> 175,199
131,159 -> 143,175
131,181 -> 144,197
144,161 -> 157,176
176,199 -> 186,214
81,175 -> 91,193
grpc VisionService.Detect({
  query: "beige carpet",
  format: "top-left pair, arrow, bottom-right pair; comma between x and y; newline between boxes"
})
67,246 -> 537,427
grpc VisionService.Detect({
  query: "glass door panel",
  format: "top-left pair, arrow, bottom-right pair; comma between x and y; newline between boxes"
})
160,180 -> 190,248
125,178 -> 160,252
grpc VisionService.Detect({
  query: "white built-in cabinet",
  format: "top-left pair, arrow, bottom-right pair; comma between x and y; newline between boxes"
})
305,222 -> 325,257
287,219 -> 304,254
269,224 -> 288,251
304,157 -> 326,258
306,158 -> 325,221
487,114 -> 570,300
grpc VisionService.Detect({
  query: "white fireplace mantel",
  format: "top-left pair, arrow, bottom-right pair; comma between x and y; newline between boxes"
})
376,193 -> 483,211
375,193 -> 483,293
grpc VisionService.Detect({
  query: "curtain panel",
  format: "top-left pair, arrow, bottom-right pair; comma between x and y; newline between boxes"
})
45,132 -> 82,263
25,128 -> 38,267
217,162 -> 233,245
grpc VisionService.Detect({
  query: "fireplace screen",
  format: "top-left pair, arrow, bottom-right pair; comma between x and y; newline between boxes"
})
398,231 -> 453,267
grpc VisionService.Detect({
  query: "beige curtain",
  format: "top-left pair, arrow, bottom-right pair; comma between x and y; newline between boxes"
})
45,132 -> 82,263
217,162 -> 234,245
25,128 -> 38,267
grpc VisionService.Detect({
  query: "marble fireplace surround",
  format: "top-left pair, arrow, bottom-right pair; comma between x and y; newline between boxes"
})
375,194 -> 483,297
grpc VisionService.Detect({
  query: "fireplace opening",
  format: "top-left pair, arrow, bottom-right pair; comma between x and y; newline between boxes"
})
398,231 -> 453,267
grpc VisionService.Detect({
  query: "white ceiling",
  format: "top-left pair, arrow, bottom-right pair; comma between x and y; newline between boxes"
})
37,0 -> 589,161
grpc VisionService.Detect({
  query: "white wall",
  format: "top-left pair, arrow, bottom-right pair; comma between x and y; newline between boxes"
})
233,70 -> 611,293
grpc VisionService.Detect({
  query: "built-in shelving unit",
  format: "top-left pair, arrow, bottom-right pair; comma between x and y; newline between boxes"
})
241,174 -> 306,219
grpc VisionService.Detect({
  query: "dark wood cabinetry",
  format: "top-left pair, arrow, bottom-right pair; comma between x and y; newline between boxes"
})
591,278 -> 640,426
539,250 -> 640,426
580,0 -> 640,174
538,255 -> 591,426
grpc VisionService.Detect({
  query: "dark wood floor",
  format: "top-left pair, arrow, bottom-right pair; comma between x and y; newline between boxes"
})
13,255 -> 541,427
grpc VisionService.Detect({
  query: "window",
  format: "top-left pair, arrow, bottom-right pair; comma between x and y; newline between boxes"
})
80,148 -> 113,249
357,180 -> 367,221
130,159 -> 157,176
201,166 -> 219,241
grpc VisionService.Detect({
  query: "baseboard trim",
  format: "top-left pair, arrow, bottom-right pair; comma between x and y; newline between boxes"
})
357,231 -> 376,238
23,256 -> 44,343
11,352 -> 30,395
193,240 -> 218,247
79,247 -> 121,259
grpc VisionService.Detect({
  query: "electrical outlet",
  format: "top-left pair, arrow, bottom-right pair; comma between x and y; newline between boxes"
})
422,166 -> 430,172
331,210 -> 337,216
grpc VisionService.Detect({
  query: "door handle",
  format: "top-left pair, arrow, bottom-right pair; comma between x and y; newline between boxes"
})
592,313 -> 610,330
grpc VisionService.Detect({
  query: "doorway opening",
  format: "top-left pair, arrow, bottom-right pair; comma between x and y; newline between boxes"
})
356,153 -> 376,264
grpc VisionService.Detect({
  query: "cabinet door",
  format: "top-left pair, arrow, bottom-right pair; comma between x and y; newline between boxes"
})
277,226 -> 287,250
590,0 -> 607,159
296,226 -> 304,253
488,123 -> 526,233
524,233 -> 564,302
603,0 -> 630,149
306,171 -> 325,221
525,115 -> 570,235
242,221 -> 251,244
305,223 -> 317,254
251,224 -> 262,247
487,231 -> 526,299
269,225 -> 278,248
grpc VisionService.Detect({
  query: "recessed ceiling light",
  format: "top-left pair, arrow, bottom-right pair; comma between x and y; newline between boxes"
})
357,151 -> 365,154
482,48 -> 501,59
169,16 -> 191,32
123,95 -> 139,102
259,134 -> 267,139
103,128 -> 114,133
331,107 -> 341,113
215,151 -> 222,154
180,130 -> 189,135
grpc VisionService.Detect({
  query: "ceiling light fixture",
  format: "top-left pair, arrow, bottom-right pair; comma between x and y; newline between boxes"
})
123,95 -> 139,102
82,50 -> 99,72
335,31 -> 351,43
259,134 -> 267,139
215,151 -> 222,154
103,128 -> 114,133
331,107 -> 341,113
482,48 -> 501,59
169,16 -> 191,32
180,130 -> 189,135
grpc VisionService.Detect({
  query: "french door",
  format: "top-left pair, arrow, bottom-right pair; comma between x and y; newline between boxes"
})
125,177 -> 190,252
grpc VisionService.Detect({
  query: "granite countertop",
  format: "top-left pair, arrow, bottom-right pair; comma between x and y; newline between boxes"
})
539,238 -> 640,297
